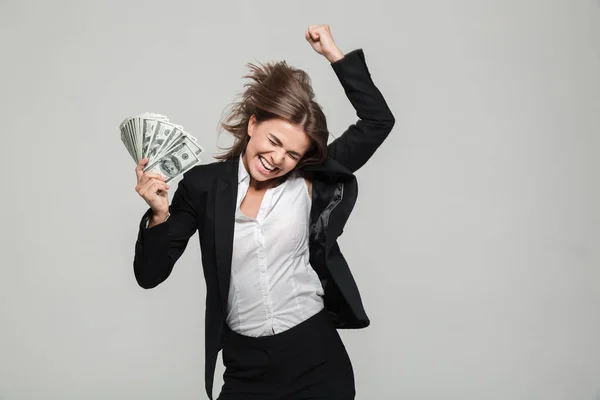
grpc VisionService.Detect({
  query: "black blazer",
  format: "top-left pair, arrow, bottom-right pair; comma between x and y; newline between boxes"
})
133,48 -> 395,399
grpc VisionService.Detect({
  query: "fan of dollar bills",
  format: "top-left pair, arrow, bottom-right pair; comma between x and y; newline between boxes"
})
120,112 -> 204,183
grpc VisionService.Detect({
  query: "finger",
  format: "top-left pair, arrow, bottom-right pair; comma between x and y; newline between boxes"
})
310,24 -> 326,34
135,158 -> 149,180
305,32 -> 316,44
139,179 -> 169,198
137,176 -> 168,194
149,180 -> 170,197
139,171 -> 166,186
143,171 -> 167,182
314,25 -> 331,39
140,182 -> 167,200
143,177 -> 169,192
307,25 -> 320,40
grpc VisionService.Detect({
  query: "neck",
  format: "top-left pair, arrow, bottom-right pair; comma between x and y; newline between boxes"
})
249,177 -> 272,192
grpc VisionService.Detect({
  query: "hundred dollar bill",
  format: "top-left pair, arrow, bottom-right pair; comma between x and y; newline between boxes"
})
119,113 -> 202,168
119,113 -> 169,161
143,139 -> 200,183
141,118 -> 160,160
137,112 -> 168,121
166,131 -> 203,157
125,119 -> 138,160
184,134 -> 203,156
121,127 -> 136,162
148,121 -> 183,163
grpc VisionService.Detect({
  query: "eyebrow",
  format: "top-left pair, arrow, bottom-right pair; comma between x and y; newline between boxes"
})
269,133 -> 302,157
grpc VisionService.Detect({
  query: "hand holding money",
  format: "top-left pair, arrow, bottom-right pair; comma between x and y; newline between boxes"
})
120,112 -> 204,224
135,158 -> 170,221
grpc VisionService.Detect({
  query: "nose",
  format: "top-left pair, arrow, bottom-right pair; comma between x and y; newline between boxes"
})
271,149 -> 285,166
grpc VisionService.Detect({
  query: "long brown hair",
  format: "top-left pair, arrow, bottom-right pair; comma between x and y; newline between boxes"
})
215,60 -> 329,170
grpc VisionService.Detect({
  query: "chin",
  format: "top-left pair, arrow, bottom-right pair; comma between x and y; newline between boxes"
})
250,168 -> 282,183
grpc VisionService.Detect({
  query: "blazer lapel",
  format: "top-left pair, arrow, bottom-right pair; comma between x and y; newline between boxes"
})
214,159 -> 238,313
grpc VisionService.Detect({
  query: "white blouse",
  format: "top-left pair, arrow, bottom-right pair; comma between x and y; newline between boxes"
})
225,156 -> 325,337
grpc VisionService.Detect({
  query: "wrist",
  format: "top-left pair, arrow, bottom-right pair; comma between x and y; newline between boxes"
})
326,49 -> 344,63
151,211 -> 170,225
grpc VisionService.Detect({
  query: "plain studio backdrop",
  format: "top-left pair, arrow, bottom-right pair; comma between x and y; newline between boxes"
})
1,0 -> 599,399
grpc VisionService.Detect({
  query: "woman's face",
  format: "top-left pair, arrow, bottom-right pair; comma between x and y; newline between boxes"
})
243,115 -> 311,184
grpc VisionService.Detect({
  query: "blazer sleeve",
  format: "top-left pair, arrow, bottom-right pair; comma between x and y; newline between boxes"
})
326,48 -> 395,173
133,171 -> 199,289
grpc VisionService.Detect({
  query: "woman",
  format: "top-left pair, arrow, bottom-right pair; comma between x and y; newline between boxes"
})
133,24 -> 395,400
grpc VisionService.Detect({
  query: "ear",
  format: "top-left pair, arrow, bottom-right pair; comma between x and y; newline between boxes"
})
248,114 -> 256,137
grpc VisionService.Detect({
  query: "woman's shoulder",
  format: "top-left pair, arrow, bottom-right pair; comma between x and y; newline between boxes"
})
290,170 -> 313,198
180,159 -> 234,190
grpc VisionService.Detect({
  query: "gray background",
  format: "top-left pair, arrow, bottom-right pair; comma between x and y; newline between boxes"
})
1,0 -> 599,399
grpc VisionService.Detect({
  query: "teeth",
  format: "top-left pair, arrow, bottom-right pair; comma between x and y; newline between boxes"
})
259,156 -> 275,171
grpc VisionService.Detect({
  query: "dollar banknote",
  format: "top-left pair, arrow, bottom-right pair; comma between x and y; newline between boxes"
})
143,139 -> 201,183
120,113 -> 204,182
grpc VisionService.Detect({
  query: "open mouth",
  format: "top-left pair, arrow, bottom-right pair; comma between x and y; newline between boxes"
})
258,155 -> 278,174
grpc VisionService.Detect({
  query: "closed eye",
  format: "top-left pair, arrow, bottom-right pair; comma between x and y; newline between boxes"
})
268,134 -> 301,160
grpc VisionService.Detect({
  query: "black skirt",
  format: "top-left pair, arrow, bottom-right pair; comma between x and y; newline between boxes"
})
218,308 -> 355,400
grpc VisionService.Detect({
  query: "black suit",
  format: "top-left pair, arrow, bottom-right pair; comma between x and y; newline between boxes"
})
133,48 -> 395,399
